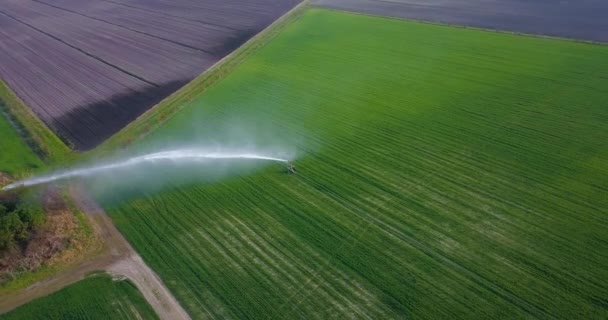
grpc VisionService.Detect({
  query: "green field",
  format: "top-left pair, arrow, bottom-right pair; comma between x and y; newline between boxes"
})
0,274 -> 158,319
0,99 -> 43,175
101,8 -> 608,319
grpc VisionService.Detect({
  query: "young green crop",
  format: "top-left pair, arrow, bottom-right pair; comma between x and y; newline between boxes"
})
0,273 -> 158,320
102,8 -> 608,319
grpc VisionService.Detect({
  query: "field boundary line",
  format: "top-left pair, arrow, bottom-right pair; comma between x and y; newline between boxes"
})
0,186 -> 191,319
70,186 -> 191,320
0,81 -> 72,166
0,97 -> 44,162
93,0 -> 311,153
310,5 -> 608,46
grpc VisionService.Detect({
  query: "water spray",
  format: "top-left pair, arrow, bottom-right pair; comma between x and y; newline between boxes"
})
2,149 -> 291,191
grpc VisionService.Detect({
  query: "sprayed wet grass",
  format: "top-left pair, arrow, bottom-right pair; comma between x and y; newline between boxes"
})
0,273 -> 158,319
103,8 -> 608,319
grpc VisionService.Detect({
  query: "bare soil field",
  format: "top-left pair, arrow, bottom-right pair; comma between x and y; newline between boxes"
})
312,0 -> 608,42
0,0 -> 301,150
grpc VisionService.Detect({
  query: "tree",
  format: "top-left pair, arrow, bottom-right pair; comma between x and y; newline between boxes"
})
16,204 -> 45,228
0,197 -> 45,251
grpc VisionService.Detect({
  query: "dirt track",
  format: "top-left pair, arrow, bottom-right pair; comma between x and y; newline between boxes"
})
0,186 -> 190,320
74,188 -> 190,320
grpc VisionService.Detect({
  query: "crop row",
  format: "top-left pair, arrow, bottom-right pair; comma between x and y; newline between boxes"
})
103,9 -> 608,319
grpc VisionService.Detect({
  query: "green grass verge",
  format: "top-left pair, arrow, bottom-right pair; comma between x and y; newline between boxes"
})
0,81 -> 72,168
0,273 -> 158,320
92,1 -> 309,154
100,8 -> 608,319
0,101 -> 43,176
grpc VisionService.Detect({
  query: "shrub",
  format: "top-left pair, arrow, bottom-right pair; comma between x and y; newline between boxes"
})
0,196 -> 45,251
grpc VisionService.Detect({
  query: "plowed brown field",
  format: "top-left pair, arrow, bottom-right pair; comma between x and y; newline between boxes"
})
0,0 -> 301,150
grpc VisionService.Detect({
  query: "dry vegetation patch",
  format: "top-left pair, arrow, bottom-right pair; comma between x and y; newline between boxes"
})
0,187 -> 98,285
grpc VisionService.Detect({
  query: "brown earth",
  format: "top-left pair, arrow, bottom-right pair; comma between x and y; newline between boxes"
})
312,0 -> 608,43
0,0 -> 302,150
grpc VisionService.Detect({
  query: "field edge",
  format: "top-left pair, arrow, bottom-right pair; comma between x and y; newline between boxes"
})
93,0 -> 311,154
0,81 -> 72,166
311,5 -> 608,46
0,272 -> 160,319
0,191 -> 104,298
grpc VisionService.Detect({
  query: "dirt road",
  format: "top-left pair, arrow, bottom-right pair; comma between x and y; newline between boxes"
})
0,187 -> 190,320
0,252 -> 116,314
73,188 -> 191,320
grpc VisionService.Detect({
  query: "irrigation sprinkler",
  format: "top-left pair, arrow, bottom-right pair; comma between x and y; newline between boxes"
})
287,161 -> 297,174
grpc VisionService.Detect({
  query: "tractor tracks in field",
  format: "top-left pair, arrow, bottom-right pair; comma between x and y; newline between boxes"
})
0,186 -> 190,320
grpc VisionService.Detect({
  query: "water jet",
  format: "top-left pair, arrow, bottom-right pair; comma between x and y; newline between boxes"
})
2,148 -> 290,191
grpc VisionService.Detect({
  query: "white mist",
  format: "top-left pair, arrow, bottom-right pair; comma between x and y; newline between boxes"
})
3,148 -> 290,191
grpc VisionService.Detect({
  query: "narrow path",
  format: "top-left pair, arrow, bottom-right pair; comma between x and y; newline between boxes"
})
0,187 -> 191,320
